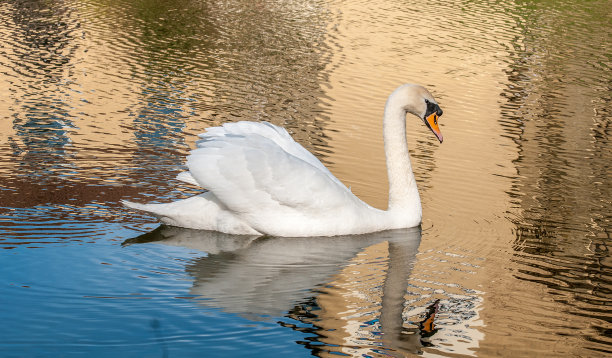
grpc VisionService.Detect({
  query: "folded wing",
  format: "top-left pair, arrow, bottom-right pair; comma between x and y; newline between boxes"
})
177,121 -> 344,188
186,122 -> 366,236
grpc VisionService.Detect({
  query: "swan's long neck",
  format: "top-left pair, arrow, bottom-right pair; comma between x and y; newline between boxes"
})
383,97 -> 421,215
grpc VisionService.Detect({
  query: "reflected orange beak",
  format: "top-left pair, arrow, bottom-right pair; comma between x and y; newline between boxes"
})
426,113 -> 443,143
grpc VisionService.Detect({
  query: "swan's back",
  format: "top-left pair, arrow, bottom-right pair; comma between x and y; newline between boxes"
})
197,122 -> 343,187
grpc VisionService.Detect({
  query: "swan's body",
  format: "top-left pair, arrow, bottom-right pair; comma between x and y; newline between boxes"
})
123,84 -> 444,237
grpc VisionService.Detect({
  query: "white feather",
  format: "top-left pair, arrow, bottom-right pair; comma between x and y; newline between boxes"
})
176,171 -> 200,186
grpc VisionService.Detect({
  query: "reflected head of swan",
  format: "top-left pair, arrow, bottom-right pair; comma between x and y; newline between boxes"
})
122,84 -> 444,237
122,226 -> 426,352
122,225 -> 422,318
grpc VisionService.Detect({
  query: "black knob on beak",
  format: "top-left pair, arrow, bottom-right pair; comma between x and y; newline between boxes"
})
436,105 -> 443,117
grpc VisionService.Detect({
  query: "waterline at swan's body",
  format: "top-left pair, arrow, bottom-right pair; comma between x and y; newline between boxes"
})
123,84 -> 444,237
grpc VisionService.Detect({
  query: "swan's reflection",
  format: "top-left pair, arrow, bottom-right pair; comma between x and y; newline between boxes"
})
124,226 -> 438,355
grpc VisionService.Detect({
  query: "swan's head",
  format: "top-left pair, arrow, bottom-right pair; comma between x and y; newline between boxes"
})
392,84 -> 444,143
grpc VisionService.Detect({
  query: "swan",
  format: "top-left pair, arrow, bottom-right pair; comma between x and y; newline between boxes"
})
122,84 -> 444,237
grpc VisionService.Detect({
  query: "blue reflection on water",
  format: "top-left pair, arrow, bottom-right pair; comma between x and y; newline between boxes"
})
1,223 -> 315,357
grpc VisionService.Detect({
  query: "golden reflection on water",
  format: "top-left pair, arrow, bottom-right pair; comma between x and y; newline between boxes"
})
319,1 -> 514,354
315,0 -> 611,356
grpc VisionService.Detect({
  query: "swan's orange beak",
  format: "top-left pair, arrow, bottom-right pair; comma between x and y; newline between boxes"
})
426,113 -> 443,143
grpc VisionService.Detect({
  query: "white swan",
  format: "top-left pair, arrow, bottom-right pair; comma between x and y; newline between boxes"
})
123,84 -> 444,237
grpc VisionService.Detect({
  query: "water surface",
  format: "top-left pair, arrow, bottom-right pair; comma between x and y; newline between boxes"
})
1,0 -> 610,356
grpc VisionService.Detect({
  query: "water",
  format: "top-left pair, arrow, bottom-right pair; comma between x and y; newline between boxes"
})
0,0 -> 610,356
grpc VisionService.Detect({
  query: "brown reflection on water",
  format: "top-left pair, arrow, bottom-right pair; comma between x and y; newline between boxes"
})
0,0 -> 333,208
496,1 -> 611,354
1,1 -> 78,184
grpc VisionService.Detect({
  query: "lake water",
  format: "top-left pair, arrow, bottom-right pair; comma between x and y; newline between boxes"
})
1,0 -> 610,356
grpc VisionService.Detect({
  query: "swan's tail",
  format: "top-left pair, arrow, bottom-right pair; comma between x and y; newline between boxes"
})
121,195 -> 260,235
121,200 -> 168,219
